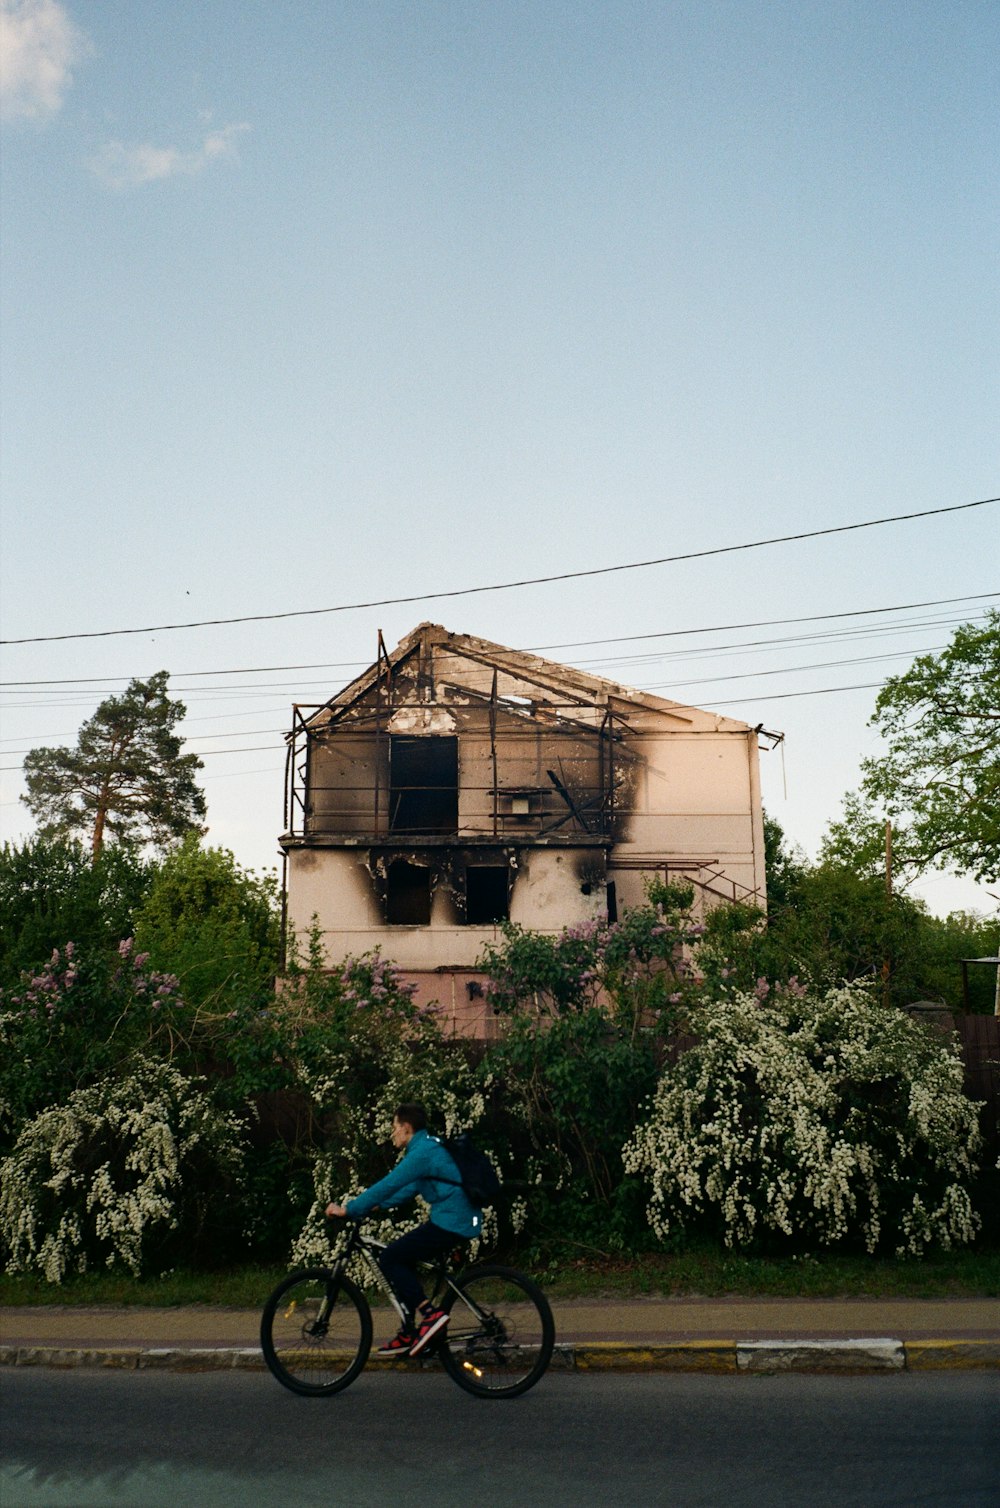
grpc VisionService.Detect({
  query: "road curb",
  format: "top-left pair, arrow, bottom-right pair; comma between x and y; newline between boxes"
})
2,1339 -> 998,1374
572,1341 -> 736,1373
737,1339 -> 904,1372
904,1340 -> 1000,1371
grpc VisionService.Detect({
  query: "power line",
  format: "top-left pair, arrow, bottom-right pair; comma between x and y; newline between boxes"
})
642,643 -> 949,692
0,639 -> 963,755
0,609 -> 986,722
1,591 -> 995,689
0,704 -> 292,740
0,742 -> 283,772
707,681 -> 884,706
0,676 -> 889,770
574,611 -> 989,671
2,498 -> 995,646
0,612 -> 981,749
1,607 -> 991,751
527,591 -> 1000,655
1,726 -> 289,756
9,654 -> 991,766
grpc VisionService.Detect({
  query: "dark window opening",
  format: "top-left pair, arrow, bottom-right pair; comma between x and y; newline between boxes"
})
386,861 -> 432,925
389,736 -> 458,833
466,866 -> 510,925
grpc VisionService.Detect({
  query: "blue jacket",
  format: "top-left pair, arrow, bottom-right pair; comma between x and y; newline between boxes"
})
345,1129 -> 482,1240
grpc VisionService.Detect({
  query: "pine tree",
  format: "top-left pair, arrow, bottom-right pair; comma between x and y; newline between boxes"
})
22,672 -> 206,859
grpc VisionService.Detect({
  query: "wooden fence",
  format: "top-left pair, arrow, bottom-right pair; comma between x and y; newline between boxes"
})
955,1013 -> 1000,1158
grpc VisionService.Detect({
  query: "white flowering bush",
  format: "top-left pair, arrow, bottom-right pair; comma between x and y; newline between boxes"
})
0,1058 -> 246,1282
623,983 -> 983,1257
0,939 -> 188,1148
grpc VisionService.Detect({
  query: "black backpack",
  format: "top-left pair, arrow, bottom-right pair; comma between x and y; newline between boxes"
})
440,1132 -> 502,1208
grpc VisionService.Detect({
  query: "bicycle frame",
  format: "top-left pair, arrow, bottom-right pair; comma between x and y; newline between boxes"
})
324,1223 -> 489,1331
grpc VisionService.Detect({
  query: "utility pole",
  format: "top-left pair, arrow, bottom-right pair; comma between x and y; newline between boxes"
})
882,820 -> 892,1008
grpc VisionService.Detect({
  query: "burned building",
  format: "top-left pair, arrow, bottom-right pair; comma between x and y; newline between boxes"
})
280,622 -> 767,1033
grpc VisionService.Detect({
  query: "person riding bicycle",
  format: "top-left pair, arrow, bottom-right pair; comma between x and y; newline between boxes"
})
326,1102 -> 483,1357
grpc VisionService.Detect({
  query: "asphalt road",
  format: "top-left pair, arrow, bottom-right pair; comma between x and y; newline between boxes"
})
2,1369 -> 997,1507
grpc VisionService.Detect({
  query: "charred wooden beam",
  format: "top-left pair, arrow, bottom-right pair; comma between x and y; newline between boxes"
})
546,768 -> 592,833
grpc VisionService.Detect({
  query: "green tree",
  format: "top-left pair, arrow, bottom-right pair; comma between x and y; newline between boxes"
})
762,810 -> 807,912
698,862 -> 939,1008
789,866 -> 929,1002
0,836 -> 153,987
823,611 -> 1000,883
914,909 -> 999,1014
133,837 -> 280,1009
22,671 -> 205,859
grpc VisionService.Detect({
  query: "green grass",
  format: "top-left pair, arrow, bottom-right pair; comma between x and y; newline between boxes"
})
0,1265 -> 290,1308
538,1246 -> 1000,1301
1,1245 -> 997,1307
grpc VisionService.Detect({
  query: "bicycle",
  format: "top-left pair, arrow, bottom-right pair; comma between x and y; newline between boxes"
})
260,1217 -> 555,1400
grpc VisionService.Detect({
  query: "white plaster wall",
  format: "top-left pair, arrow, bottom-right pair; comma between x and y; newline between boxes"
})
637,734 -> 755,814
312,927 -> 494,969
387,707 -> 456,735
624,812 -> 756,856
509,849 -> 606,928
615,727 -> 765,901
286,848 -> 381,941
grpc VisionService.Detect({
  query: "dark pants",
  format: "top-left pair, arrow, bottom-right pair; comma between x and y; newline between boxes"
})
377,1221 -> 465,1322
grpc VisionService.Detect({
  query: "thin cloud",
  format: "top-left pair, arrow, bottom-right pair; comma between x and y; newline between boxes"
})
0,0 -> 88,120
89,121 -> 251,190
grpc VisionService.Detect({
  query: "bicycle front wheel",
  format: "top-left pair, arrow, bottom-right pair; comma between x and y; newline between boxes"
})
260,1268 -> 372,1397
438,1264 -> 555,1398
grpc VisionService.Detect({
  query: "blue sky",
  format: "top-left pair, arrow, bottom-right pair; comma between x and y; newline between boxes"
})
1,0 -> 997,915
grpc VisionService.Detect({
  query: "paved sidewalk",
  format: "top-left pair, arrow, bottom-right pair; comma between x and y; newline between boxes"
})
2,1295 -> 997,1373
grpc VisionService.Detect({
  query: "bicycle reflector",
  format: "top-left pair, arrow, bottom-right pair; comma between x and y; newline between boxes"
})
463,1362 -> 483,1378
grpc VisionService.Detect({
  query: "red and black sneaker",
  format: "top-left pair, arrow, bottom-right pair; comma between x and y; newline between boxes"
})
376,1327 -> 415,1356
409,1307 -> 449,1357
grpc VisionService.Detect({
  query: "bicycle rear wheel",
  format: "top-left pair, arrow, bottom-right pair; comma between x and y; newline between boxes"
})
260,1268 -> 372,1396
438,1264 -> 555,1398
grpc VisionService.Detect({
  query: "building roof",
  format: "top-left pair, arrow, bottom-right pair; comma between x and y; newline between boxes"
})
297,622 -> 756,737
